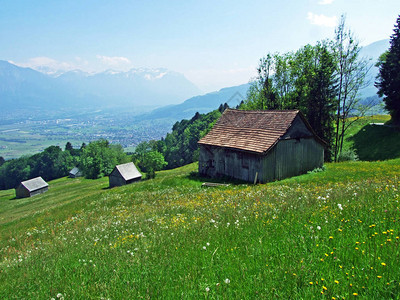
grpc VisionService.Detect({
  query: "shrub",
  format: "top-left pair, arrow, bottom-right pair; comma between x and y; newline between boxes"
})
338,149 -> 359,162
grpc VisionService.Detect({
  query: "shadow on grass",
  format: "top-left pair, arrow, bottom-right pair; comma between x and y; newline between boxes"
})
348,124 -> 400,161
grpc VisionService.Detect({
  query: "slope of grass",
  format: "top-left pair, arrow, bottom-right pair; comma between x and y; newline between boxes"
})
342,115 -> 400,161
1,159 -> 399,299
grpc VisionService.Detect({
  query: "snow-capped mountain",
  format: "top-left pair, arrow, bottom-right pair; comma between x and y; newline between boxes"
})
0,61 -> 202,112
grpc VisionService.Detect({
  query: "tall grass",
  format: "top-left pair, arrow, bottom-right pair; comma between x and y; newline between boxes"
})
0,159 -> 399,298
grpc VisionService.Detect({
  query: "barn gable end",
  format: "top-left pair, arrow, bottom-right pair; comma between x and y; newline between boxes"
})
198,109 -> 325,183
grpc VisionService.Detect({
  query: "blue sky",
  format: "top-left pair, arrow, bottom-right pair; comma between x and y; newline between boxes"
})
1,0 -> 399,92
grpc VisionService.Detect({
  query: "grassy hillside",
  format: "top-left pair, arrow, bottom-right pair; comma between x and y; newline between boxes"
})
1,159 -> 400,298
342,115 -> 400,161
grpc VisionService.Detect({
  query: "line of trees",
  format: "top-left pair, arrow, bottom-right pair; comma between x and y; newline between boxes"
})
0,106 -> 224,190
0,140 -> 130,190
240,15 -> 371,162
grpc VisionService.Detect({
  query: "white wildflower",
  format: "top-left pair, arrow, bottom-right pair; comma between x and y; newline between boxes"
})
224,278 -> 230,284
205,287 -> 210,292
338,204 -> 343,210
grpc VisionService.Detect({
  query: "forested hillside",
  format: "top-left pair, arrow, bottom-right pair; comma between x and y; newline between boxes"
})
132,104 -> 227,173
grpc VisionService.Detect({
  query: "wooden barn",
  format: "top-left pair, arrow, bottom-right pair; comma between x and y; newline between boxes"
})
198,109 -> 325,183
15,177 -> 49,198
69,167 -> 82,178
109,162 -> 142,188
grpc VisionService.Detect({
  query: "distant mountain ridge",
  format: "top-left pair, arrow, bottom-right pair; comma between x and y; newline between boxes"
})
0,61 -> 201,112
0,40 -> 390,117
359,39 -> 390,99
141,83 -> 251,121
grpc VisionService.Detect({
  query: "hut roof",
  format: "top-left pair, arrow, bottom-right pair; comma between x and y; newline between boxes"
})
20,177 -> 48,192
69,167 -> 81,175
113,162 -> 142,181
198,109 -> 323,154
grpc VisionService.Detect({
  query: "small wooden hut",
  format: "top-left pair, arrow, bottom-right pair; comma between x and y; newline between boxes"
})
109,162 -> 142,188
198,109 -> 325,183
69,167 -> 82,178
15,177 -> 49,198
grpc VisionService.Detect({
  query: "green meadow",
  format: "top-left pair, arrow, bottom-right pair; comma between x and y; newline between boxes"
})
0,158 -> 399,299
1,116 -> 400,299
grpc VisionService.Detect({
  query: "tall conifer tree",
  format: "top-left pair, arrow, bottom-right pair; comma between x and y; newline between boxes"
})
376,15 -> 400,125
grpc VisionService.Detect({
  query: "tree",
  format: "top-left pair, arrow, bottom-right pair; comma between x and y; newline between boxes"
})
0,157 -> 31,189
297,42 -> 337,160
0,156 -> 5,167
80,140 -> 129,179
65,141 -> 80,157
160,109 -> 222,169
376,15 -> 400,126
28,146 -> 74,181
141,151 -> 167,179
332,15 -> 371,161
240,43 -> 337,160
242,54 -> 279,110
65,142 -> 73,152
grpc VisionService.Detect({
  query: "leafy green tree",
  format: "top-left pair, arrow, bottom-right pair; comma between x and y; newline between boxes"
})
141,151 -> 167,179
0,157 -> 31,189
29,146 -> 74,181
161,109 -> 222,169
303,42 -> 337,160
240,43 -> 336,161
376,15 -> 400,126
0,156 -> 5,167
80,140 -> 129,179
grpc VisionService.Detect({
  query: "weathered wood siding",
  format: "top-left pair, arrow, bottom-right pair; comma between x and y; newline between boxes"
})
199,145 -> 262,182
259,137 -> 324,182
199,136 -> 324,183
15,186 -> 30,198
109,169 -> 126,188
15,186 -> 48,198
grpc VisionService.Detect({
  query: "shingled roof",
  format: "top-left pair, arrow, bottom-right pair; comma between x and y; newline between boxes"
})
198,109 -> 320,154
20,177 -> 48,192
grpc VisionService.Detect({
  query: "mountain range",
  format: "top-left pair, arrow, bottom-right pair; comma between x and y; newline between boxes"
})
0,39 -> 390,119
0,61 -> 201,112
142,39 -> 390,122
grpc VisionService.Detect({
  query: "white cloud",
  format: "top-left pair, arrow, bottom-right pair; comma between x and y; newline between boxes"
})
318,0 -> 334,5
96,55 -> 131,67
307,12 -> 337,27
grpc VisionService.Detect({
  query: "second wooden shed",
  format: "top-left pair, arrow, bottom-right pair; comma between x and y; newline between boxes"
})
15,177 -> 49,198
109,162 -> 142,188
